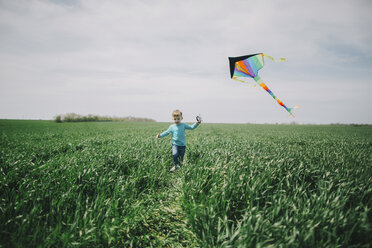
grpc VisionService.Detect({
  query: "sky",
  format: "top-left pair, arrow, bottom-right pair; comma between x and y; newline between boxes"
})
0,0 -> 371,124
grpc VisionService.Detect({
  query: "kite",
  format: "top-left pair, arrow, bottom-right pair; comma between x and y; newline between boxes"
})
229,53 -> 299,116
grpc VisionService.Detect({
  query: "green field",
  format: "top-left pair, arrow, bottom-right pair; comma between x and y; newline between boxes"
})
0,120 -> 371,247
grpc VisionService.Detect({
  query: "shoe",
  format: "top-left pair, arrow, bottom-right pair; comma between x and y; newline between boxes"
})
170,166 -> 178,172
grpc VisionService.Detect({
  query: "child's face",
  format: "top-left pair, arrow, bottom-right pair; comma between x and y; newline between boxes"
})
172,114 -> 182,124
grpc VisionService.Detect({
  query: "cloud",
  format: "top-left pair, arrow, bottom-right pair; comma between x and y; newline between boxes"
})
0,0 -> 371,123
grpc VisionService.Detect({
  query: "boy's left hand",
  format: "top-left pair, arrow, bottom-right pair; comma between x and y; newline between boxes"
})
196,115 -> 202,124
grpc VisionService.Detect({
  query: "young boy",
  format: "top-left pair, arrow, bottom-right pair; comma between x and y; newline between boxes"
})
157,110 -> 201,171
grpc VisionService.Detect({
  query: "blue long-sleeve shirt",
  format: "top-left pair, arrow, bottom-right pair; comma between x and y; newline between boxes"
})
159,122 -> 199,146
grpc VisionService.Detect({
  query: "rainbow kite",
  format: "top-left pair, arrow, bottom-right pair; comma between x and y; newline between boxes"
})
229,53 -> 299,116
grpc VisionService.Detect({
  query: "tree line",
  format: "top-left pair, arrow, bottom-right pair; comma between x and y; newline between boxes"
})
55,113 -> 155,123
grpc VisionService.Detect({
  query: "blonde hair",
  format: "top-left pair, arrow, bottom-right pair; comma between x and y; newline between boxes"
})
172,109 -> 182,117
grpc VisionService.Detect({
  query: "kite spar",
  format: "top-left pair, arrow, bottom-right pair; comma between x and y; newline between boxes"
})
229,53 -> 299,116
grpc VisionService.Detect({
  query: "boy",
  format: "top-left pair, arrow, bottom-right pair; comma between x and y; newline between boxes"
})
157,110 -> 201,171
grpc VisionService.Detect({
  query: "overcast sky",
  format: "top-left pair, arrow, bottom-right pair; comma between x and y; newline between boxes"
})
0,0 -> 371,124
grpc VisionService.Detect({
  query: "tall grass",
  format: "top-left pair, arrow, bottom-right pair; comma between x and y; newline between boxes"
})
182,125 -> 372,247
0,120 -> 371,247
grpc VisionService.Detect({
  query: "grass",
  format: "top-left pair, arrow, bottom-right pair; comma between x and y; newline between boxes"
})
0,120 -> 371,247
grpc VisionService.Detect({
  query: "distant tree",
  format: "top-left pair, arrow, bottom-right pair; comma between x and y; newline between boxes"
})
55,115 -> 62,123
54,113 -> 155,123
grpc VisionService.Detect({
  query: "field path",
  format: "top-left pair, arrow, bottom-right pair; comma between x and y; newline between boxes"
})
146,171 -> 199,247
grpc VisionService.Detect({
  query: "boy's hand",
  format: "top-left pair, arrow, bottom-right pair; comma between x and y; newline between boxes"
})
196,115 -> 202,124
156,133 -> 160,138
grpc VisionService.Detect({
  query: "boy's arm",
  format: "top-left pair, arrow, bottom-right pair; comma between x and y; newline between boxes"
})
184,122 -> 199,130
157,127 -> 171,138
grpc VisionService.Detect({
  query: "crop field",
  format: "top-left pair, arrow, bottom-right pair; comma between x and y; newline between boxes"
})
0,120 -> 371,247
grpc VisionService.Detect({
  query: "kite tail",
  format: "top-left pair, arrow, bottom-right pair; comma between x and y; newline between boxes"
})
286,105 -> 300,117
232,77 -> 257,87
254,75 -> 298,117
262,54 -> 286,62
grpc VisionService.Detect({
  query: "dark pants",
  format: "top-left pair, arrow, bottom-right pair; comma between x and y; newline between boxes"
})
172,145 -> 186,167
